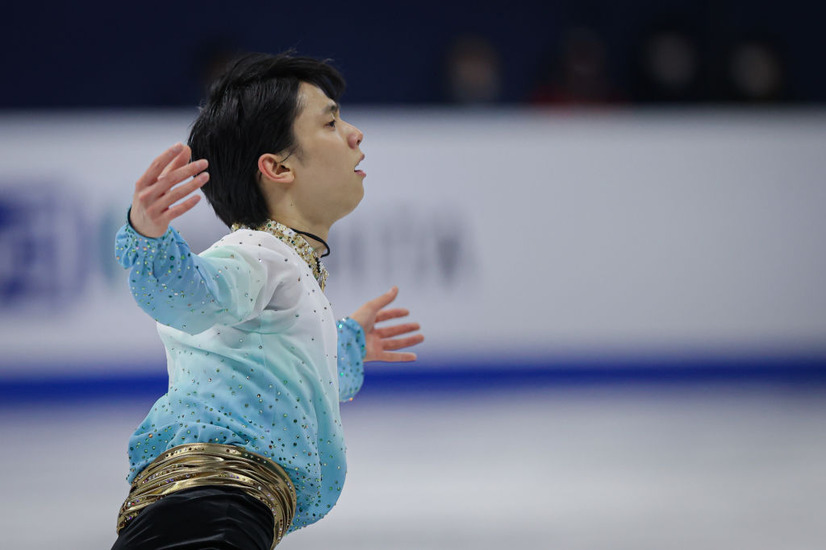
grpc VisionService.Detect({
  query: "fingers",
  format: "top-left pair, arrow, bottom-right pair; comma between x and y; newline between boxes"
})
374,322 -> 420,339
136,143 -> 186,191
381,333 -> 425,351
160,145 -> 192,178
129,145 -> 209,238
154,174 -> 209,222
161,194 -> 202,222
139,158 -> 208,204
376,351 -> 418,362
375,308 -> 409,323
148,171 -> 209,216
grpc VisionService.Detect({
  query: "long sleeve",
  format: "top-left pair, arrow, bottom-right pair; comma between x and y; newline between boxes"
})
114,221 -> 288,335
336,317 -> 365,402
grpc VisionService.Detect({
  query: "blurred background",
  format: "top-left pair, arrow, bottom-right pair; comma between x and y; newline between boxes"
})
3,0 -> 826,107
2,1 -> 826,549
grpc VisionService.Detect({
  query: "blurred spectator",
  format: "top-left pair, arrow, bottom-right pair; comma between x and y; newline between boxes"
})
725,35 -> 788,103
442,34 -> 503,104
529,26 -> 621,106
631,20 -> 702,103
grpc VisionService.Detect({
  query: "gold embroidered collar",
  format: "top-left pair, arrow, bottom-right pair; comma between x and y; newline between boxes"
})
231,219 -> 328,291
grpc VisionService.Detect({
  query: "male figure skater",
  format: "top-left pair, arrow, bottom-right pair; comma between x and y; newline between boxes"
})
111,52 -> 423,550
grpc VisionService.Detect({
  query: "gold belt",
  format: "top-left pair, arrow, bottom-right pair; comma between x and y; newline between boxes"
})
117,443 -> 296,549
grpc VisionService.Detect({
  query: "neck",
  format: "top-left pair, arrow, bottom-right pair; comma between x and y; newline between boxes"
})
269,214 -> 329,257
262,185 -> 337,255
290,227 -> 329,257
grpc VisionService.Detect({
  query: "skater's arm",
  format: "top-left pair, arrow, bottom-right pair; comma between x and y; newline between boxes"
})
339,287 -> 424,401
115,144 -> 288,334
337,317 -> 366,402
116,223 -> 290,334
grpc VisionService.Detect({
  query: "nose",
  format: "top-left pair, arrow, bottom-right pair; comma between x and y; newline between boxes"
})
348,124 -> 363,148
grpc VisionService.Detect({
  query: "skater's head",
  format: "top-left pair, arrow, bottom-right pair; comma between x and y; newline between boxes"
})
189,51 -> 365,231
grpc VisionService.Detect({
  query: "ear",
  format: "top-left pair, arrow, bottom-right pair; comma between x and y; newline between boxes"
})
258,152 -> 295,185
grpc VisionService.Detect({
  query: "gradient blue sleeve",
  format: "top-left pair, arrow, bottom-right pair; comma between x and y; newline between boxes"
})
114,221 -> 283,335
337,317 -> 366,402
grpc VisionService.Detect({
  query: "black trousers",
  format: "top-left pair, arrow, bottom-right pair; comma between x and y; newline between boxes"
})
111,486 -> 275,550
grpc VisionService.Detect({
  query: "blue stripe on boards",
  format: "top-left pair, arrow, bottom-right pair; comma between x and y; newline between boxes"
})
1,355 -> 826,406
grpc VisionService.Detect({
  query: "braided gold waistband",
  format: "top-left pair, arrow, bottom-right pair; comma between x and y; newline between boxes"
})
117,443 -> 296,549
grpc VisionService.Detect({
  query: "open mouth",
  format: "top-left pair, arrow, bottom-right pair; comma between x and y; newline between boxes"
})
354,155 -> 366,176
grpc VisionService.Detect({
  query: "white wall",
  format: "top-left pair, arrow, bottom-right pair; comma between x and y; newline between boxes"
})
1,109 -> 824,379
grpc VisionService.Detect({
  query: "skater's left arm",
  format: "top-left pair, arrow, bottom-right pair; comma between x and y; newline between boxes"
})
337,286 -> 424,402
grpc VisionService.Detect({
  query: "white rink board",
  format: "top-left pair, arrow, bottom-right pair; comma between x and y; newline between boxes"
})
1,109 -> 825,377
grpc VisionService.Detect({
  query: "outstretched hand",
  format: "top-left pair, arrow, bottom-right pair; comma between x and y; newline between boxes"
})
130,143 -> 210,238
349,287 -> 424,362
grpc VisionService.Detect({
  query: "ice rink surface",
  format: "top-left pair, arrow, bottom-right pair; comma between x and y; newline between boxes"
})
2,382 -> 825,550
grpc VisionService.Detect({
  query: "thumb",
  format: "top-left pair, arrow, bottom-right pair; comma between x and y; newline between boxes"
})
368,286 -> 399,312
350,287 -> 398,332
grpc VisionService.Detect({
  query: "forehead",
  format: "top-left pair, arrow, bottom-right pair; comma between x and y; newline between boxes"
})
296,82 -> 337,119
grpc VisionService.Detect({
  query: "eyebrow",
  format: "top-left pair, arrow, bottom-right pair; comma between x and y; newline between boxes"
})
323,102 -> 340,116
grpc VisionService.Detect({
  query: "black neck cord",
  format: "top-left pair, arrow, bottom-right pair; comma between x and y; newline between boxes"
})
291,228 -> 331,258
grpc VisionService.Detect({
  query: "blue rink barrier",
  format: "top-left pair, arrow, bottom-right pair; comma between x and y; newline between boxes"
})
1,355 -> 826,406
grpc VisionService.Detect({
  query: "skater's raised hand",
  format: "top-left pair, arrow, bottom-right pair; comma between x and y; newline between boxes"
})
130,143 -> 210,238
350,286 -> 424,362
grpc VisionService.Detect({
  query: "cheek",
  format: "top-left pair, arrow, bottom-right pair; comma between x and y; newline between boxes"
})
302,134 -> 350,175
326,146 -> 352,171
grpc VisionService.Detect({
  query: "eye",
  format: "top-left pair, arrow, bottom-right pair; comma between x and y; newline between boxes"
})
327,119 -> 337,128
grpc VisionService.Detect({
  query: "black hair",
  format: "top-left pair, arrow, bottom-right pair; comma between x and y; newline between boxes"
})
188,51 -> 346,228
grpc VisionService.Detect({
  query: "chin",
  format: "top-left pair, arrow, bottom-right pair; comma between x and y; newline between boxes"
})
329,197 -> 363,226
349,179 -> 365,206
345,197 -> 364,217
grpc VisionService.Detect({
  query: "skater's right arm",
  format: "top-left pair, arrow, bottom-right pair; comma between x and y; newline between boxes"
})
115,144 -> 288,334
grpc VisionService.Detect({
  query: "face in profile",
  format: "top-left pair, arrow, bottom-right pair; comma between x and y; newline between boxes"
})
287,82 -> 366,225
